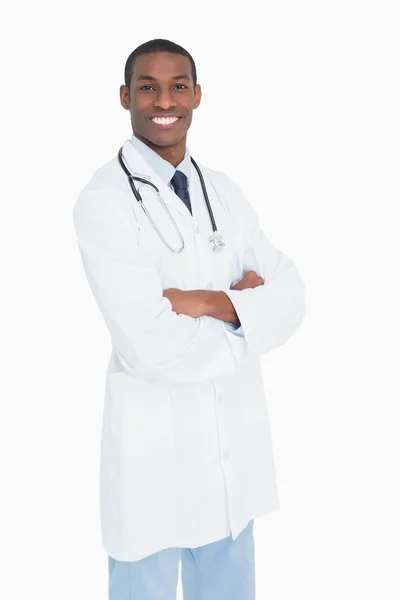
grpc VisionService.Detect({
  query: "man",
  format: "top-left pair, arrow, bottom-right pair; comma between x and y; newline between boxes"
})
73,38 -> 305,600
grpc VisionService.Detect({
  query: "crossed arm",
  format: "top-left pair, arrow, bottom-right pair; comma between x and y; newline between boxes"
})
162,288 -> 240,326
162,270 -> 266,327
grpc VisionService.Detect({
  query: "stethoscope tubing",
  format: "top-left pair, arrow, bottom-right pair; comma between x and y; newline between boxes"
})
119,151 -> 186,253
117,147 -> 218,233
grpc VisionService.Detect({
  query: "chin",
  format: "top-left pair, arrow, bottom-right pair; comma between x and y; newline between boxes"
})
149,134 -> 183,147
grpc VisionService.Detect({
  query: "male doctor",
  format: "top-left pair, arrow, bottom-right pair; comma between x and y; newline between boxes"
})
73,38 -> 305,600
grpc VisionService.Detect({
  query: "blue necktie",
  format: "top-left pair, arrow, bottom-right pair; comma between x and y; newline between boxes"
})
170,170 -> 192,215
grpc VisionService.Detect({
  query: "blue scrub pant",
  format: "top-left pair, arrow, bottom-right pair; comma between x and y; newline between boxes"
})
108,519 -> 255,600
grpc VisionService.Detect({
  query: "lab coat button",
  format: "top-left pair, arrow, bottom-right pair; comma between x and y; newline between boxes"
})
195,225 -> 200,233
223,450 -> 230,460
207,282 -> 213,290
217,395 -> 222,404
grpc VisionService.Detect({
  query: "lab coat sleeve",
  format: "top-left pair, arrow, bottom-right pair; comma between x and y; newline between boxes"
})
222,178 -> 306,360
72,181 -> 248,383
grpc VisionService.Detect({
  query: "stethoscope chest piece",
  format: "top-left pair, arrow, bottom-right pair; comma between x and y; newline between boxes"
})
208,232 -> 226,253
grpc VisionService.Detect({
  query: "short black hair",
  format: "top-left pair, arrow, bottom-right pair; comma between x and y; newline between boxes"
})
124,38 -> 197,90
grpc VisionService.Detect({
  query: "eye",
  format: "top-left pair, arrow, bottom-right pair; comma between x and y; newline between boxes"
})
140,85 -> 155,91
174,84 -> 187,90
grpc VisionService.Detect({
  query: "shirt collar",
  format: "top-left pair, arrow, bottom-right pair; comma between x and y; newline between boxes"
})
130,134 -> 192,186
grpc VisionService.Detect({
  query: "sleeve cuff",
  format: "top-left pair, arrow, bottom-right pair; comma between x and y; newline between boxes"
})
224,321 -> 244,336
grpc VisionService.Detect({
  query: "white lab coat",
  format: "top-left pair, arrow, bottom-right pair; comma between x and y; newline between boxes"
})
72,139 -> 306,562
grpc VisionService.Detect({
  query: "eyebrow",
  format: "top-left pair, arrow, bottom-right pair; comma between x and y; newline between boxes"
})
136,74 -> 191,82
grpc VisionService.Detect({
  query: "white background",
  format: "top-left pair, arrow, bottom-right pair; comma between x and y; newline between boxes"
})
1,1 -> 399,598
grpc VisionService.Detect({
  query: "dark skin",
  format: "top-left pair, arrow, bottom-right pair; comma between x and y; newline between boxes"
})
120,52 -> 200,167
120,52 -> 264,325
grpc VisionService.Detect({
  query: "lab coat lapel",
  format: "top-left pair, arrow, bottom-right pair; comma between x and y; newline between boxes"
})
120,139 -> 193,221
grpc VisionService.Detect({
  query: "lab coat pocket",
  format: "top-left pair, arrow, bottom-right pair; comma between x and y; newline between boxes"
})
106,372 -> 175,459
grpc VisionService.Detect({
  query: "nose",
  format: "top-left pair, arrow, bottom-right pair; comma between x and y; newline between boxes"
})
153,88 -> 177,110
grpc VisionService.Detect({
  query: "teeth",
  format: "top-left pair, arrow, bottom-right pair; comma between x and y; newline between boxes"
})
151,116 -> 180,125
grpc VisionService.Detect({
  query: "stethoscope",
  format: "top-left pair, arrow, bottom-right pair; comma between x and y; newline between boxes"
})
117,147 -> 226,254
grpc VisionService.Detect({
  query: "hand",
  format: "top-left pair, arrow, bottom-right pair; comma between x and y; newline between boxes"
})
163,288 -> 209,319
230,270 -> 264,291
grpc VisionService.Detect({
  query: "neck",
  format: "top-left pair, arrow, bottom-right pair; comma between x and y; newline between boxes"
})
134,133 -> 187,168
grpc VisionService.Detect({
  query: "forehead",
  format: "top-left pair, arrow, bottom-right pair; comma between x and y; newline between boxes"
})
132,52 -> 192,82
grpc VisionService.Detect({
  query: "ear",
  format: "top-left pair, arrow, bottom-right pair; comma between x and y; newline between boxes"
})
119,84 -> 130,110
193,84 -> 202,109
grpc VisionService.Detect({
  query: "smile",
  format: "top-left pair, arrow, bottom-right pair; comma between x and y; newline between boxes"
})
150,116 -> 181,126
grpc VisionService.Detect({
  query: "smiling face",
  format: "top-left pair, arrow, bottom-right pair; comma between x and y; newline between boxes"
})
120,52 -> 202,160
